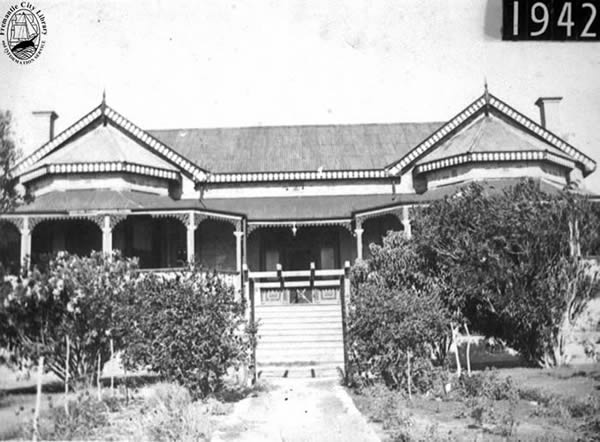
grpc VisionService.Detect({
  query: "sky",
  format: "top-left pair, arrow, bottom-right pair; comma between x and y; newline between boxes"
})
1,0 -> 599,190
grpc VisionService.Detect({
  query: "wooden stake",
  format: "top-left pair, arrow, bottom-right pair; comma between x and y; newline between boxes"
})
33,356 -> 43,441
97,352 -> 102,401
64,336 -> 70,416
110,339 -> 114,396
464,323 -> 472,377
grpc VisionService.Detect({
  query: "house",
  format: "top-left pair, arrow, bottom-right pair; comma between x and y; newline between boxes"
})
0,89 -> 596,376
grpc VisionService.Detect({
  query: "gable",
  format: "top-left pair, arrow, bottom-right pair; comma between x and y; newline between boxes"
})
35,123 -> 179,170
414,112 -> 573,168
387,93 -> 596,177
14,102 -> 208,183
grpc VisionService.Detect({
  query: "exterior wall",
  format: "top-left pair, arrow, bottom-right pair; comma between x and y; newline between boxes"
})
202,179 -> 393,198
420,161 -> 568,191
195,219 -> 236,272
28,172 -> 176,197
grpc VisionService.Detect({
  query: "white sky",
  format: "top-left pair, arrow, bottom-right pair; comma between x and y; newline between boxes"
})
1,0 -> 599,190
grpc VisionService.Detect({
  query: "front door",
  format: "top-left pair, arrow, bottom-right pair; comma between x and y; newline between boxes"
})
287,247 -> 312,270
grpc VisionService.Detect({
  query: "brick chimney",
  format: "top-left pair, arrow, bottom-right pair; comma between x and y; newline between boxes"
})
31,110 -> 59,146
534,97 -> 562,134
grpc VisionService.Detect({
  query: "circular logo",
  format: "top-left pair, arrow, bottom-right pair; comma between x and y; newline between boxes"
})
1,3 -> 47,64
7,9 -> 39,60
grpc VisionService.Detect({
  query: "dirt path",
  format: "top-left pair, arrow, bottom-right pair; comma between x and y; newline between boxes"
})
212,378 -> 380,442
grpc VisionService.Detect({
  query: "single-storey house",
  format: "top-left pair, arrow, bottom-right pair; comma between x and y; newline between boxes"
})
0,89 -> 596,375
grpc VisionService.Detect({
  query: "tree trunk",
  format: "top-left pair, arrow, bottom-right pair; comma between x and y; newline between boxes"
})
406,348 -> 412,401
451,324 -> 462,376
464,323 -> 472,377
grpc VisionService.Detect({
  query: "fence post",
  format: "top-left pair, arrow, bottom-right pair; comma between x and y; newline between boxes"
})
64,336 -> 70,416
340,261 -> 351,385
33,356 -> 43,441
249,277 -> 256,384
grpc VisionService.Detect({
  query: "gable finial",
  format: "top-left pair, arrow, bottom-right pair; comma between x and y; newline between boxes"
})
484,77 -> 490,116
101,88 -> 107,126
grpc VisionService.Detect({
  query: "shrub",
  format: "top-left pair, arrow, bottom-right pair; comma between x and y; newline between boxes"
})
134,383 -> 212,442
413,179 -> 600,367
0,252 -> 138,386
349,279 -> 450,394
457,369 -> 518,402
117,268 -> 251,399
52,393 -> 109,440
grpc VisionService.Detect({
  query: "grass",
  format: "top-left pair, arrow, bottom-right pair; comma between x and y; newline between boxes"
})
350,364 -> 600,441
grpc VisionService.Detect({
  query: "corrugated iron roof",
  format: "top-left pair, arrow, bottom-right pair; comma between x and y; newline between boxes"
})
147,122 -> 443,173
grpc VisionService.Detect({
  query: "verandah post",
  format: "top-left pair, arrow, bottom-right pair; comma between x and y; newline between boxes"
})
354,219 -> 364,261
102,215 -> 112,255
19,216 -> 31,270
186,212 -> 195,264
402,205 -> 412,239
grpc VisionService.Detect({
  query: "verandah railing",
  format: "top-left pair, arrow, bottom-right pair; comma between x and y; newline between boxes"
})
243,261 -> 351,306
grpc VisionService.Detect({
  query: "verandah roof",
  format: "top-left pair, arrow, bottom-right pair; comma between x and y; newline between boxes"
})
11,178 -> 567,221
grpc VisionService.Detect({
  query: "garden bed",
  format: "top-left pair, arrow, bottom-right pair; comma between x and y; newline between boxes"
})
1,379 -> 261,441
350,364 -> 600,441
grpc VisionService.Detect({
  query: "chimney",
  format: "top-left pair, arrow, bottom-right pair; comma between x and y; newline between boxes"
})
32,110 -> 59,145
534,97 -> 562,134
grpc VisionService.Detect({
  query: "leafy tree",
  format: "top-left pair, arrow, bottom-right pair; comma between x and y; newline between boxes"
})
0,110 -> 19,215
412,179 -> 600,367
0,252 -> 138,385
116,267 -> 251,399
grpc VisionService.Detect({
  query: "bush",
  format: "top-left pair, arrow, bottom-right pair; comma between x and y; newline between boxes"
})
349,279 -> 450,394
131,383 -> 213,442
51,392 -> 109,440
117,268 -> 251,399
457,369 -> 518,402
0,252 -> 138,385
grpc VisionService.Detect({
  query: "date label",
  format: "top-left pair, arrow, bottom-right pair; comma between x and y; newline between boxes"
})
503,0 -> 600,40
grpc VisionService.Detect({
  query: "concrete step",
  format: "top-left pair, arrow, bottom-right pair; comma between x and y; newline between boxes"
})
257,340 -> 342,349
257,318 -> 342,328
256,304 -> 341,311
257,349 -> 344,363
257,363 -> 344,379
257,352 -> 344,366
257,334 -> 342,343
257,324 -> 342,333
256,307 -> 341,317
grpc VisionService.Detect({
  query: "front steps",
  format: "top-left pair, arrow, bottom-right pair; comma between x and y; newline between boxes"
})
255,304 -> 344,379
